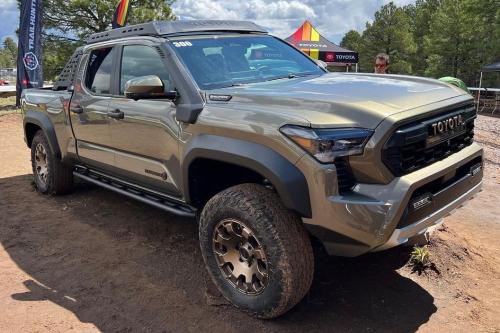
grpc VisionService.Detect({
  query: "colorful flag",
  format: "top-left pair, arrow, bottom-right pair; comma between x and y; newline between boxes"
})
112,0 -> 131,29
16,0 -> 44,106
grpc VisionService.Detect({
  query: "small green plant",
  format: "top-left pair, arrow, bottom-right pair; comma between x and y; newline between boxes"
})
411,245 -> 430,265
409,245 -> 440,275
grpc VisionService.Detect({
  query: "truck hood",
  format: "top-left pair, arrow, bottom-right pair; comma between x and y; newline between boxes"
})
208,73 -> 469,129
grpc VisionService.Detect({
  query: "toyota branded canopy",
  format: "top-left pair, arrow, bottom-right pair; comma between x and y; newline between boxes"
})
285,21 -> 358,65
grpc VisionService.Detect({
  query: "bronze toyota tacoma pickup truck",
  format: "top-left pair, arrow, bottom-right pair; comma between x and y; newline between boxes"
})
21,20 -> 483,318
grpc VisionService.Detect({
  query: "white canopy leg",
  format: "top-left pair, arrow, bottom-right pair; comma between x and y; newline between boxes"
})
477,71 -> 483,112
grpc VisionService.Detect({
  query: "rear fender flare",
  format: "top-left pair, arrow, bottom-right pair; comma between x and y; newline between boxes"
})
23,110 -> 62,159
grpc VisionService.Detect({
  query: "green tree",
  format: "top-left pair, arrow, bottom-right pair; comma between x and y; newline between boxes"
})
423,0 -> 499,85
339,0 -> 498,85
339,30 -> 365,72
3,37 -> 18,63
16,0 -> 176,80
340,30 -> 363,53
0,38 -> 17,68
0,50 -> 12,68
361,2 -> 416,74
40,0 -> 176,39
405,0 -> 441,75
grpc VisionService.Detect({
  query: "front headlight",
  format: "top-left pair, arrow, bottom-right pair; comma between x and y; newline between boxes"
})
280,125 -> 373,163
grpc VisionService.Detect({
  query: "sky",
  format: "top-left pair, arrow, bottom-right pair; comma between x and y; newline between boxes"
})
0,0 -> 416,46
0,0 -> 18,44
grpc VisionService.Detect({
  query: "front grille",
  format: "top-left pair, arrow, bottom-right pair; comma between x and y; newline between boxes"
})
383,104 -> 476,176
335,158 -> 356,193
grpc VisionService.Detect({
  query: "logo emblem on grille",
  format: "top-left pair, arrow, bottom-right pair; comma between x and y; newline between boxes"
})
431,114 -> 464,136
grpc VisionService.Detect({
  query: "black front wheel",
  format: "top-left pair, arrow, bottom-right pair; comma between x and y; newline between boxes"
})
199,183 -> 314,319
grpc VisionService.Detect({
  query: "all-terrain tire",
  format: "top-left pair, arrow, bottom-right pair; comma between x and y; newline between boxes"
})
199,183 -> 314,319
31,130 -> 73,194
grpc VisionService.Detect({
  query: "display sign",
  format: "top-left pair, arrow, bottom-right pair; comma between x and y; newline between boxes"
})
16,0 -> 44,106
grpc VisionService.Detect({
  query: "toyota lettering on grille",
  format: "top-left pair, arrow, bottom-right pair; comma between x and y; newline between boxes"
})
427,114 -> 466,144
431,114 -> 464,136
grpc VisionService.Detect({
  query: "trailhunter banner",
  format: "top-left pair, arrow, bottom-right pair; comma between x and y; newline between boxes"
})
16,0 -> 44,106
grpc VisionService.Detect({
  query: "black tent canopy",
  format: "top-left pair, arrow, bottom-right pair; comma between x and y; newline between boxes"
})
482,62 -> 500,72
476,61 -> 500,112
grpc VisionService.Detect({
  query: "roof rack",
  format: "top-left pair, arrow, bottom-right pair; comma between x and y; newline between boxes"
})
86,20 -> 268,44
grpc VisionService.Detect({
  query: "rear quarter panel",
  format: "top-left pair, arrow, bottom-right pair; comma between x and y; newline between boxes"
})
22,88 -> 76,161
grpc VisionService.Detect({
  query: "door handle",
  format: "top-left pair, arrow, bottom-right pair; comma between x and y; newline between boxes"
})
71,106 -> 84,114
107,109 -> 124,120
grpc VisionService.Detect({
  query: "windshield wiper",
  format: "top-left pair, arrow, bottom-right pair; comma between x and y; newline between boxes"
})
288,72 -> 317,78
265,72 -> 316,82
221,82 -> 246,88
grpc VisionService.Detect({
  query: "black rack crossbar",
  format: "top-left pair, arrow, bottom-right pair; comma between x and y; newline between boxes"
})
86,20 -> 267,44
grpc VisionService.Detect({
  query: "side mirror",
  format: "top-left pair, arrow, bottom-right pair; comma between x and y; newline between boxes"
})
124,75 -> 177,101
316,60 -> 328,70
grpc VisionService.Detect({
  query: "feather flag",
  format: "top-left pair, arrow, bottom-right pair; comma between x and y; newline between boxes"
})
112,0 -> 131,29
16,0 -> 44,106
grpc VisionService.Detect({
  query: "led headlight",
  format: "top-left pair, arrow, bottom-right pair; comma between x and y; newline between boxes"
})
280,125 -> 373,163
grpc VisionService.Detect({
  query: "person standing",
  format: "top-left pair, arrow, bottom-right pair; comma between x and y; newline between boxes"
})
374,53 -> 390,74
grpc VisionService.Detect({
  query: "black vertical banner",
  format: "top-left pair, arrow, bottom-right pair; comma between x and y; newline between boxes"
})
16,0 -> 44,107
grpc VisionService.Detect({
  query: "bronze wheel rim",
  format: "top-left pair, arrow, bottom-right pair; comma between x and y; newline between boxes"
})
34,143 -> 48,186
212,218 -> 269,295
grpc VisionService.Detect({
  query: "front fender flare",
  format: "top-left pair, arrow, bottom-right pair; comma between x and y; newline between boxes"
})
183,135 -> 311,218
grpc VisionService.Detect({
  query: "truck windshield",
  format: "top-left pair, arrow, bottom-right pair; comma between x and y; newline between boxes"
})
169,35 -> 324,90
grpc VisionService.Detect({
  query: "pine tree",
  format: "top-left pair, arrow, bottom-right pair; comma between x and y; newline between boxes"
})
16,0 -> 176,80
360,2 -> 416,74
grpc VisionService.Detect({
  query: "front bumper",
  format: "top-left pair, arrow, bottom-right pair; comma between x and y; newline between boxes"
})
299,143 -> 483,257
373,179 -> 482,251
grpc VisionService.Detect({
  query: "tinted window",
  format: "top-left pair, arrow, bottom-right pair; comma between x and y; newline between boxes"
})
85,48 -> 114,95
120,45 -> 173,94
170,35 -> 324,89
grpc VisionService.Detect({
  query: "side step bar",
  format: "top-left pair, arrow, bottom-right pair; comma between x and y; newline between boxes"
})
73,167 -> 197,218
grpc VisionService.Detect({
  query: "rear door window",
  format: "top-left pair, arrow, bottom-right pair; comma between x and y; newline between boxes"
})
85,47 -> 114,95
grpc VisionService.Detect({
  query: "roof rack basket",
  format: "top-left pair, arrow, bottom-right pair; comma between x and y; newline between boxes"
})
86,20 -> 267,44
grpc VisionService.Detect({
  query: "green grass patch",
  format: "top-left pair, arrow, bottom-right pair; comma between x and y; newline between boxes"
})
0,96 -> 19,116
0,95 -> 16,106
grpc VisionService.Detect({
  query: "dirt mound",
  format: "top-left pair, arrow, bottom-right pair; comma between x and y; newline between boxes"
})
403,225 -> 488,281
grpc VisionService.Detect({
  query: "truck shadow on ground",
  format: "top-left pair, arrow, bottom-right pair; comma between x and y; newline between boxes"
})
0,174 -> 436,332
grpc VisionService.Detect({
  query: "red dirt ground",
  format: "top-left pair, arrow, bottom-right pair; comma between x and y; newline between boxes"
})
1,113 -> 499,332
